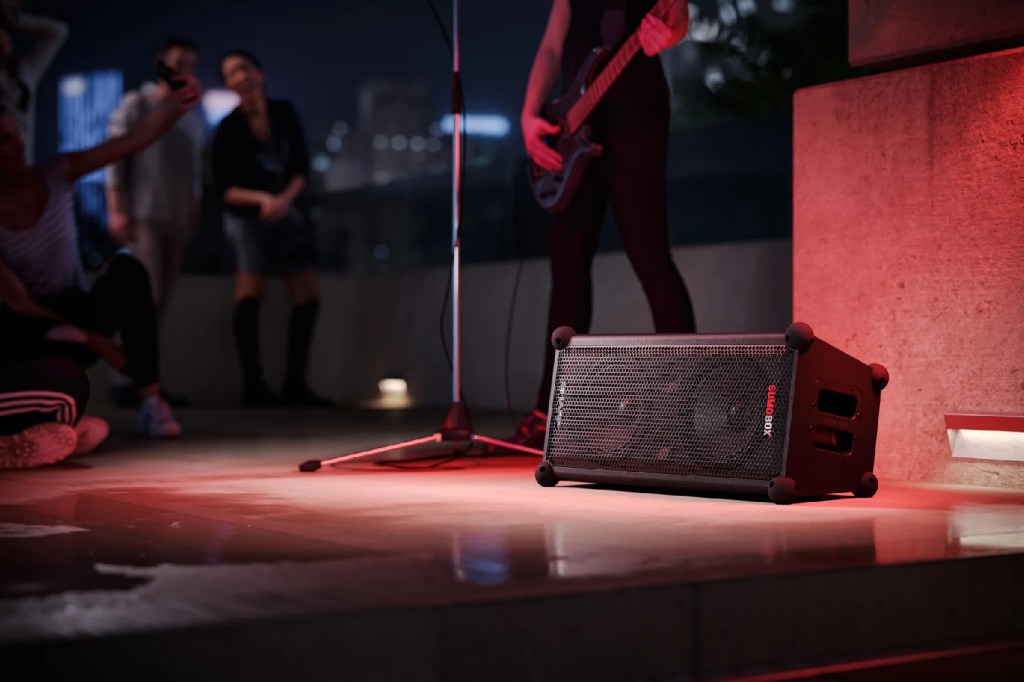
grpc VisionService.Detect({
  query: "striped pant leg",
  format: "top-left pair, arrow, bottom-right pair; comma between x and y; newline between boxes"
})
0,357 -> 90,436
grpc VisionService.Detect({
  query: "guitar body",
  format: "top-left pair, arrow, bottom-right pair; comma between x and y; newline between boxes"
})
528,47 -> 610,214
527,0 -> 674,214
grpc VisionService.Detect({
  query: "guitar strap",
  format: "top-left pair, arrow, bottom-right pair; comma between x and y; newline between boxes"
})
600,0 -> 627,46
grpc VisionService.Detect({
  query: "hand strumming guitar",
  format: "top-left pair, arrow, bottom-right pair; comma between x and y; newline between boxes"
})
522,114 -> 563,172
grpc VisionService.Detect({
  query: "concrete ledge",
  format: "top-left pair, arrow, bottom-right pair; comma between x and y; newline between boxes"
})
143,239 -> 792,411
850,0 -> 1024,69
5,553 -> 1023,681
793,48 -> 1024,487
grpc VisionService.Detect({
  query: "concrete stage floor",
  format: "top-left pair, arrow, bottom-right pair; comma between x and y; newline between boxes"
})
1,407 -> 1023,681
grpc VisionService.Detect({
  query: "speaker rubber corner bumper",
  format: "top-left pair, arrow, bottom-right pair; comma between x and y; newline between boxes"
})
535,461 -> 559,487
768,476 -> 798,504
551,326 -> 577,351
784,322 -> 815,352
854,472 -> 879,498
869,364 -> 890,392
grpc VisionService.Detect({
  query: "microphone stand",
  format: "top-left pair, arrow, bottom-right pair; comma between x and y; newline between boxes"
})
299,0 -> 542,473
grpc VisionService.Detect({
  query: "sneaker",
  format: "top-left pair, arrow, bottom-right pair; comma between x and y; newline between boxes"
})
73,415 -> 110,456
0,422 -> 79,469
281,382 -> 334,408
138,396 -> 183,438
487,409 -> 548,453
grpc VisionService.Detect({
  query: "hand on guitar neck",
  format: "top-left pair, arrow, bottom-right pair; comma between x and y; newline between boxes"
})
638,8 -> 686,57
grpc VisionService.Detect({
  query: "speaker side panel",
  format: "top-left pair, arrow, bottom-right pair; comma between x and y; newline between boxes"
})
783,339 -> 882,496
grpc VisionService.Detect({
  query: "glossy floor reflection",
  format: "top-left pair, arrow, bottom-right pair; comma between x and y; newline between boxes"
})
1,408 -> 1023,681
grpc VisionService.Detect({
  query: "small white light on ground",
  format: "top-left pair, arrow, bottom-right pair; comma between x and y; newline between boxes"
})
378,378 -> 408,397
376,378 -> 411,409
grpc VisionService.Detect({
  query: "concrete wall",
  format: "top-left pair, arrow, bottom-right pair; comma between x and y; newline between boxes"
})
850,0 -> 1024,68
128,239 -> 792,414
793,47 -> 1024,487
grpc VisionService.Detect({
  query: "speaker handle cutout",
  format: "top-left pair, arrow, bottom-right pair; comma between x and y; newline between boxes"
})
811,426 -> 853,454
817,389 -> 858,419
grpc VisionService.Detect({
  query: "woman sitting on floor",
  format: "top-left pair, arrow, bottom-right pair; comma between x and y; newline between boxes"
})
0,72 -> 201,440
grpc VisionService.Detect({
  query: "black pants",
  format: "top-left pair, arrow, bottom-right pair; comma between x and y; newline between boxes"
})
0,356 -> 89,435
535,68 -> 696,412
0,253 -> 160,388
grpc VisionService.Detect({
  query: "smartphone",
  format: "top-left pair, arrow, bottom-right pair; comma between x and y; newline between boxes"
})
156,60 -> 186,90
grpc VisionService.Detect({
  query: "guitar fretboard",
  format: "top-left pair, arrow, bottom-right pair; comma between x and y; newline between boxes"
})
565,0 -> 675,134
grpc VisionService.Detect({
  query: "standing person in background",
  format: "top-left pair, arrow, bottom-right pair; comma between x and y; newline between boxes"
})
0,0 -> 68,164
105,37 -> 205,408
212,49 -> 331,408
501,0 -> 696,450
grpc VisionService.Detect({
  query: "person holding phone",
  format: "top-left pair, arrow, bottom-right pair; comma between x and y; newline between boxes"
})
104,37 -> 205,407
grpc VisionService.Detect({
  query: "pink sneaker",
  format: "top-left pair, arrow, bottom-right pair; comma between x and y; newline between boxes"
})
138,395 -> 182,438
73,415 -> 110,456
0,422 -> 78,469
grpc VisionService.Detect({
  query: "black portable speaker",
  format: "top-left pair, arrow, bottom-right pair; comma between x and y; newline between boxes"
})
534,323 -> 889,504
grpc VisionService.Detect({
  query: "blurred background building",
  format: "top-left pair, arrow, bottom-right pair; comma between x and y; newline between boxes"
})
32,0 -> 860,277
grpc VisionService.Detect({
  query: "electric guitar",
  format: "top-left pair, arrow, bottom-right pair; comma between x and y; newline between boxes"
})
528,0 -> 677,213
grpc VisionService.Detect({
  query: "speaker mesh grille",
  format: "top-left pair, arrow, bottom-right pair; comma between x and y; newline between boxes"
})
546,343 -> 795,481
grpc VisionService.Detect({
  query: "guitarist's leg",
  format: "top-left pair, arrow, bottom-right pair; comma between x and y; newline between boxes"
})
491,168 -> 606,451
533,164 -> 608,414
606,96 -> 696,335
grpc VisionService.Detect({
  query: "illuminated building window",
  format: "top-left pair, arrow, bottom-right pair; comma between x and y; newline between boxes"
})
57,69 -> 123,266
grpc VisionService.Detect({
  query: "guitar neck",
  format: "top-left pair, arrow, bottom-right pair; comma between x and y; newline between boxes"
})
566,0 -> 675,134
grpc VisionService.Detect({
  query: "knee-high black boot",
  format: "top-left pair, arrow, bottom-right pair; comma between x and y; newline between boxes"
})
282,301 -> 332,407
234,298 -> 280,406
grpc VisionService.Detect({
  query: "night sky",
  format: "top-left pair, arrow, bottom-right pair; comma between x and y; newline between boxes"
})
30,0 -> 559,155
